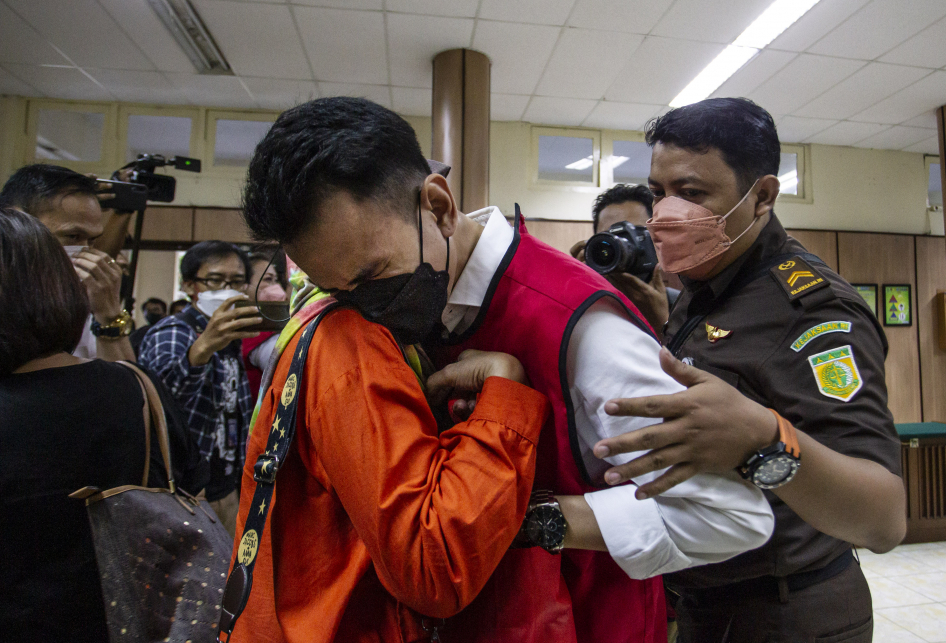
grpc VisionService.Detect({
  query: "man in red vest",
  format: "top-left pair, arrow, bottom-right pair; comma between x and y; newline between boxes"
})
240,96 -> 775,642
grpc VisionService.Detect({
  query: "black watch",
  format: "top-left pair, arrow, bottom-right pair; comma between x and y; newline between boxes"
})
517,490 -> 567,554
739,410 -> 801,489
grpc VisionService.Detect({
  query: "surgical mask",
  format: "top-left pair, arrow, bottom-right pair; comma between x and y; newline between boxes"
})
336,201 -> 450,346
645,181 -> 759,280
63,245 -> 85,258
145,312 -> 164,326
195,289 -> 246,318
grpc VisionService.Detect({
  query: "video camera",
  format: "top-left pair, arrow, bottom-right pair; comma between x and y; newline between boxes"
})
584,221 -> 659,282
100,154 -> 201,212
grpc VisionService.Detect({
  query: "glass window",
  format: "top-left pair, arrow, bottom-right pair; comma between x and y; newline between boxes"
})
778,152 -> 798,196
611,140 -> 652,185
929,162 -> 942,209
538,135 -> 594,183
127,115 -> 192,163
35,109 -> 104,162
214,119 -> 273,167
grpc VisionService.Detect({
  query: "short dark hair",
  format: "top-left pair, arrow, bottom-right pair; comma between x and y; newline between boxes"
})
180,241 -> 251,282
592,184 -> 655,232
141,297 -> 167,314
645,98 -> 780,194
0,207 -> 90,375
170,299 -> 189,314
243,97 -> 431,244
0,164 -> 98,216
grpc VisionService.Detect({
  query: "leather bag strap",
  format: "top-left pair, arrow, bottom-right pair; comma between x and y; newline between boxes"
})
118,361 -> 176,493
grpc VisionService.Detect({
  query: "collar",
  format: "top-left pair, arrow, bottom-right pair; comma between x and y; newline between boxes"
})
680,213 -> 789,298
441,206 -> 513,332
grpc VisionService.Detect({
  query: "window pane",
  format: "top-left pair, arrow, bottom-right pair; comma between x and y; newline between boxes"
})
929,163 -> 942,208
611,140 -> 652,185
778,152 -> 798,196
35,109 -> 104,162
214,119 -> 273,167
538,135 -> 594,183
127,115 -> 192,163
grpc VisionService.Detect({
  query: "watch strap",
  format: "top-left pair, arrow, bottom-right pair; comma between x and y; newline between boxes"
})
768,409 -> 801,460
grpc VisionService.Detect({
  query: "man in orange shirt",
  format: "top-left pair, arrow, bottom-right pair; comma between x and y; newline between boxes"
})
221,100 -> 550,642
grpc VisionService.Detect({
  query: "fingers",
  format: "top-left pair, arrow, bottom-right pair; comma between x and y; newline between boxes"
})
217,315 -> 263,333
456,349 -> 485,362
651,269 -> 666,293
426,364 -> 461,405
658,347 -> 707,388
603,390 -> 688,419
632,463 -> 700,499
601,441 -> 690,484
593,419 -> 685,458
569,240 -> 587,260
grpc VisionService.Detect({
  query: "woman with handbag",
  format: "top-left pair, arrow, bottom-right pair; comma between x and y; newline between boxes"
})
0,207 -> 207,642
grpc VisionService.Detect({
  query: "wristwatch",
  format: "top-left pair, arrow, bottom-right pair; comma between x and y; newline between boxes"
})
515,490 -> 567,554
739,409 -> 801,489
90,309 -> 134,339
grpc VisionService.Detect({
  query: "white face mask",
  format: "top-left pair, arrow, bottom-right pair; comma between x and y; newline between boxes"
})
195,289 -> 245,318
63,245 -> 86,258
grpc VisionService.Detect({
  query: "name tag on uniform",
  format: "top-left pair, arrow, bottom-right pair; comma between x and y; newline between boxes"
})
791,321 -> 852,352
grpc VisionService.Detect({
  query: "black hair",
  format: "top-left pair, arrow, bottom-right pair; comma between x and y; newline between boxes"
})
645,97 -> 780,194
0,164 -> 98,216
180,241 -> 251,282
169,299 -> 189,314
0,207 -> 90,375
141,297 -> 167,314
243,97 -> 431,244
592,184 -> 655,232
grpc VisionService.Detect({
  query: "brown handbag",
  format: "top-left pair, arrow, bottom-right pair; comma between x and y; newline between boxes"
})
70,361 -> 234,643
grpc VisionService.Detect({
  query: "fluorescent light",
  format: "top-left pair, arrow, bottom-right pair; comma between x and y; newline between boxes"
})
734,0 -> 822,49
609,155 -> 630,169
670,46 -> 759,108
566,156 -> 594,170
147,0 -> 232,75
669,0 -> 822,107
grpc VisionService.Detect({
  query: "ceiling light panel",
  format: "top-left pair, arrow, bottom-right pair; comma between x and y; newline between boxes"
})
147,0 -> 232,74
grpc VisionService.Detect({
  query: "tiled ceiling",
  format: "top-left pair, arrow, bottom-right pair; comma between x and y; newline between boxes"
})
3,0 -> 946,154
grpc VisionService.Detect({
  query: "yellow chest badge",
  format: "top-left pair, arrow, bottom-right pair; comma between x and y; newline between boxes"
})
808,345 -> 862,402
706,323 -> 733,343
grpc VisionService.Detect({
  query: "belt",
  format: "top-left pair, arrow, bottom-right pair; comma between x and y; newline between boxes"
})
678,549 -> 855,603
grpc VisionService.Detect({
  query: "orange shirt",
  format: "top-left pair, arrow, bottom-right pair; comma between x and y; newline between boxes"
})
229,309 -> 549,643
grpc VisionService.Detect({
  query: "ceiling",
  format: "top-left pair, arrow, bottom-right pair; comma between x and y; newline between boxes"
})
2,0 -> 946,154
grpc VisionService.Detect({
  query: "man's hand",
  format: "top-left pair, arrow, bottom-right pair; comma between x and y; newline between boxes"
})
593,347 -> 778,499
187,297 -> 262,366
569,240 -> 586,262
72,248 -> 124,324
426,349 -> 530,417
606,268 -> 669,334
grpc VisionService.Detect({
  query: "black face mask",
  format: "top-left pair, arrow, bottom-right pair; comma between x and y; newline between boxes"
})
335,200 -> 450,346
145,311 -> 164,326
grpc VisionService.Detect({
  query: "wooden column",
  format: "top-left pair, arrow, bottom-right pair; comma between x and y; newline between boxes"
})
936,107 -> 946,249
432,49 -> 490,212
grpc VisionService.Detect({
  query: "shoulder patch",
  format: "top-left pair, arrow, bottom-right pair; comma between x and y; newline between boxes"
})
791,321 -> 852,352
808,345 -> 862,402
770,256 -> 830,302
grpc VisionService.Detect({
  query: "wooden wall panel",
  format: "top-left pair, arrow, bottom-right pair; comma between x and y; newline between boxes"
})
785,229 -> 838,272
141,206 -> 193,242
837,233 -> 921,423
916,237 -> 946,422
193,208 -> 253,244
522,219 -> 594,255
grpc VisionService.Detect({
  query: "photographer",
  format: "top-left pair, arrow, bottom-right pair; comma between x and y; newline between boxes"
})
138,241 -> 261,536
571,184 -> 679,337
0,164 -> 136,362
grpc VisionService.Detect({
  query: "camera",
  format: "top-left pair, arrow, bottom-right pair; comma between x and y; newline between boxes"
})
104,154 -> 201,209
584,221 -> 659,282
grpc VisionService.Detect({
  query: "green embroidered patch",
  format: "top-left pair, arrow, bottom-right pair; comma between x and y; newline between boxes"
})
808,345 -> 862,402
791,321 -> 852,352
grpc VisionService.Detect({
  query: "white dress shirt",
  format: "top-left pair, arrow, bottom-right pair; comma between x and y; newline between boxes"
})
444,207 -> 774,580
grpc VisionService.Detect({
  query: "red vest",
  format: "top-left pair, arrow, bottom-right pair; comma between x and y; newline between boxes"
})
428,209 -> 666,643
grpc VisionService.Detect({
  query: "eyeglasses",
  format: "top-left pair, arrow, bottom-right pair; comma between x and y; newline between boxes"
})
192,276 -> 248,290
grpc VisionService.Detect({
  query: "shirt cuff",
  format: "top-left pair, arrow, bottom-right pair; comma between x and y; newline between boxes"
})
470,377 -> 550,445
584,485 -> 693,580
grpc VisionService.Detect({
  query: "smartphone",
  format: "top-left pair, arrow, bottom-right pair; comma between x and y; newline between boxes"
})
234,300 -> 290,333
98,179 -> 149,211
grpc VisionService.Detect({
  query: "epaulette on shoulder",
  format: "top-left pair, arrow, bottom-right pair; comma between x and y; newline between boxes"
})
769,256 -> 831,305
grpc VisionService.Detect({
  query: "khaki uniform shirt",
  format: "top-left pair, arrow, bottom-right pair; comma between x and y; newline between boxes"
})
665,214 -> 901,588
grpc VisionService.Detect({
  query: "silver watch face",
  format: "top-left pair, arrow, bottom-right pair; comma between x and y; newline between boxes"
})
752,455 -> 800,489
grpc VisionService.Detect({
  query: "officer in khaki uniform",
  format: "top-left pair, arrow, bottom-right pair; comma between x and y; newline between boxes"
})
594,98 -> 905,643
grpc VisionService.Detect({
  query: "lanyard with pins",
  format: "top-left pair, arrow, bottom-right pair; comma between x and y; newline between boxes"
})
218,302 -> 339,641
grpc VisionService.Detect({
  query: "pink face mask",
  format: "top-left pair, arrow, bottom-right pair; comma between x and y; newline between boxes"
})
645,181 -> 759,280
258,283 -> 288,302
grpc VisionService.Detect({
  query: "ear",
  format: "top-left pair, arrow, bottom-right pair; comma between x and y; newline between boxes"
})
421,173 -> 460,238
753,175 -> 780,218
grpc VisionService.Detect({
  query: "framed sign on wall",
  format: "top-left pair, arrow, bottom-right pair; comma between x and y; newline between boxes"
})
852,284 -> 878,318
883,284 -> 912,327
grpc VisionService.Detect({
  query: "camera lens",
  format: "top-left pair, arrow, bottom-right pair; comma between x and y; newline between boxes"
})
589,240 -> 616,269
